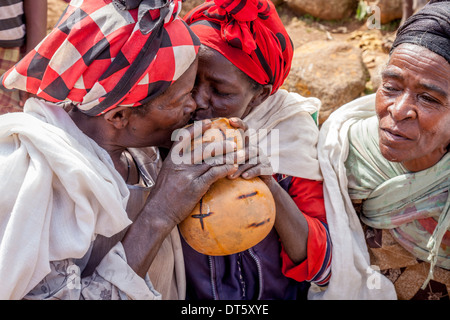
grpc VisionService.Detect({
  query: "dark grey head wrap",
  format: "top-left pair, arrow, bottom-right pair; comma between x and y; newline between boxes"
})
391,0 -> 450,63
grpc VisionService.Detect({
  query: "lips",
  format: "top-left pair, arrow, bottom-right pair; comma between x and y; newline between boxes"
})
191,109 -> 212,123
380,127 -> 414,143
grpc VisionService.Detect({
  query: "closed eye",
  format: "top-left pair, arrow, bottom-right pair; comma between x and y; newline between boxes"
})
382,83 -> 401,93
212,87 -> 231,97
419,93 -> 441,106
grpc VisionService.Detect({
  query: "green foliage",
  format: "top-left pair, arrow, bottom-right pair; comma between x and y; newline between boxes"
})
381,19 -> 401,31
356,0 -> 369,21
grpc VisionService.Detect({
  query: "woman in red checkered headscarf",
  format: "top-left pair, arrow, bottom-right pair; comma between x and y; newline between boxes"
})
181,0 -> 332,300
0,0 -> 242,300
2,0 -> 200,116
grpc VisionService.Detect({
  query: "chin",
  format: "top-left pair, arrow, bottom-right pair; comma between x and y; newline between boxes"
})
379,142 -> 403,163
188,117 -> 195,125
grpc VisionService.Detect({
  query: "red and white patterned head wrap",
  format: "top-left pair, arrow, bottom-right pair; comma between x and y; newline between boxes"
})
184,0 -> 293,94
0,0 -> 200,116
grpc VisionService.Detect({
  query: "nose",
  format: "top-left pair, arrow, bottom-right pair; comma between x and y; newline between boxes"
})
388,92 -> 417,121
184,92 -> 197,115
192,83 -> 210,112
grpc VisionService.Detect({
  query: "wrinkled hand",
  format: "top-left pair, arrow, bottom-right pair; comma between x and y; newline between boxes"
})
148,119 -> 244,226
227,117 -> 248,132
227,118 -> 274,184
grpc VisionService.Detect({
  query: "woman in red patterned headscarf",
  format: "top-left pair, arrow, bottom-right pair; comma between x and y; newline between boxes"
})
181,0 -> 332,300
185,0 -> 293,96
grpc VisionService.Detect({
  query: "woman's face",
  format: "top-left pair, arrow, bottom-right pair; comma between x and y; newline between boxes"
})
376,44 -> 450,172
191,46 -> 263,121
128,59 -> 198,148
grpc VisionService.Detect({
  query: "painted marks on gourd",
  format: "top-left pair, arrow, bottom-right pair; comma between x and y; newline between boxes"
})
247,218 -> 271,229
237,191 -> 258,199
191,197 -> 214,231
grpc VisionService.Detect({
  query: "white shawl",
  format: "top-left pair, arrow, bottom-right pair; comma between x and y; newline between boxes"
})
243,89 -> 323,181
0,98 -> 131,299
310,94 -> 397,300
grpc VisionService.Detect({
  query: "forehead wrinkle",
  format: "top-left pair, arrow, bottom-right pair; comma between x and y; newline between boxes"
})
203,67 -> 241,89
385,48 -> 449,98
392,45 -> 450,79
199,46 -> 244,88
381,68 -> 403,80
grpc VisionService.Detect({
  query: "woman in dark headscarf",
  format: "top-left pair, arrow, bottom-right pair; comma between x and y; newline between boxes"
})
316,0 -> 449,300
180,0 -> 332,300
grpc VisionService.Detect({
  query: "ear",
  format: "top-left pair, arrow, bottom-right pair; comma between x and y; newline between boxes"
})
248,84 -> 272,108
103,106 -> 132,130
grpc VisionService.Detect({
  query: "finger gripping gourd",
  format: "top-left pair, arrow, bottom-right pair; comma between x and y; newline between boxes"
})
179,118 -> 276,256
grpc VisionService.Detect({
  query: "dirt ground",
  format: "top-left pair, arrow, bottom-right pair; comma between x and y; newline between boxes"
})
277,3 -> 397,47
47,0 -> 68,32
276,3 -> 398,94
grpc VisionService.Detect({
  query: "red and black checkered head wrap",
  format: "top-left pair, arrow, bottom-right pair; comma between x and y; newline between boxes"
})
184,0 -> 293,94
0,0 -> 200,116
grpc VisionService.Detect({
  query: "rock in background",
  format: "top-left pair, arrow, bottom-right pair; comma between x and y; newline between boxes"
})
180,0 -> 205,16
348,29 -> 390,93
282,40 -> 369,125
368,0 -> 403,24
285,0 -> 359,21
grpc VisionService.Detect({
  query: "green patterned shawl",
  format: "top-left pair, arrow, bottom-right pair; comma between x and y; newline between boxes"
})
345,115 -> 450,287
